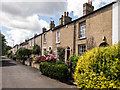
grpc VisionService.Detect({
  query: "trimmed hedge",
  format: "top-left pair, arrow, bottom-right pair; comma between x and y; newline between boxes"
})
74,43 -> 120,89
39,62 -> 70,81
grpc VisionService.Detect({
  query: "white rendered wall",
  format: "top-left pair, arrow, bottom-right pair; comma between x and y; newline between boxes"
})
112,2 -> 120,45
118,2 -> 120,42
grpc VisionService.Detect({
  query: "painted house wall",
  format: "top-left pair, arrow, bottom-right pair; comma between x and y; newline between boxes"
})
52,23 -> 74,55
75,5 -> 112,55
42,30 -> 53,55
112,2 -> 119,45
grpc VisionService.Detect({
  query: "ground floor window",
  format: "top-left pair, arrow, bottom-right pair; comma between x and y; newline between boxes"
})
78,44 -> 86,55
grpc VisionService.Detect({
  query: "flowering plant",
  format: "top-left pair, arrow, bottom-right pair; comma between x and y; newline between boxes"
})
35,56 -> 46,63
45,53 -> 57,62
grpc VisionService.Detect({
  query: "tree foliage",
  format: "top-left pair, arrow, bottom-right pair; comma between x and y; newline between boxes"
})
0,33 -> 12,55
32,44 -> 41,55
57,47 -> 65,61
16,48 -> 32,60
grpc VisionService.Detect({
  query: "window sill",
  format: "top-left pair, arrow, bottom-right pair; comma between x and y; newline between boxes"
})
78,37 -> 86,40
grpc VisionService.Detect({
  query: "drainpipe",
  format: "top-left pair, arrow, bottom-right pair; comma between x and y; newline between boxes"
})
73,21 -> 76,54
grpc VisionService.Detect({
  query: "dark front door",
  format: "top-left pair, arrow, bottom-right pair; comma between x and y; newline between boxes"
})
67,49 -> 70,60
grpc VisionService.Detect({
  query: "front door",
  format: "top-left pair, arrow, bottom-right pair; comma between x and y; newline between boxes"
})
65,47 -> 70,63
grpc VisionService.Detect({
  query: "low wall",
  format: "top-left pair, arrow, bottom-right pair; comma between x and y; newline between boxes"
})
25,61 -> 39,70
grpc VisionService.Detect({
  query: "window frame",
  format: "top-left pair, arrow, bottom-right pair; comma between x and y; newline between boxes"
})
30,40 -> 32,47
56,31 -> 60,44
32,39 -> 34,46
78,21 -> 86,39
78,44 -> 86,56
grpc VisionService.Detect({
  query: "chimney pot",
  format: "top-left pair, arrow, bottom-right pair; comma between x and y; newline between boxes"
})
64,12 -> 66,16
88,0 -> 92,5
67,12 -> 69,16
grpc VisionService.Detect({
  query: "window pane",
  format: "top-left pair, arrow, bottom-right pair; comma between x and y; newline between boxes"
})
79,22 -> 86,39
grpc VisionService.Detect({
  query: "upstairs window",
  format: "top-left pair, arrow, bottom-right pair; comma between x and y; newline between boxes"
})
56,32 -> 60,43
30,40 -> 31,47
44,34 -> 46,43
32,39 -> 34,46
79,22 -> 86,39
78,44 -> 86,56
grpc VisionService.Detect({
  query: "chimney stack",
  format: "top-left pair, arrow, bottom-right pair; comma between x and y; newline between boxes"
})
59,12 -> 72,25
50,21 -> 55,29
64,12 -> 66,16
67,12 -> 69,16
83,0 -> 94,16
42,27 -> 46,33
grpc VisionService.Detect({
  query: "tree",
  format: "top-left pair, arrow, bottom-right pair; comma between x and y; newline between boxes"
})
57,47 -> 65,61
16,48 -> 32,64
0,33 -> 11,55
32,44 -> 41,55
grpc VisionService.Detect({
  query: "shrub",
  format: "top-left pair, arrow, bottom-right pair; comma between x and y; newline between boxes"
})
45,53 -> 57,62
35,56 -> 46,63
32,44 -> 41,55
7,50 -> 12,58
57,47 -> 65,61
39,62 -> 70,81
69,55 -> 79,73
16,48 -> 32,64
74,44 -> 120,89
56,59 -> 65,64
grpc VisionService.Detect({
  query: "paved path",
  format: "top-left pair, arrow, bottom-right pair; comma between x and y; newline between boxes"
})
2,57 -> 76,88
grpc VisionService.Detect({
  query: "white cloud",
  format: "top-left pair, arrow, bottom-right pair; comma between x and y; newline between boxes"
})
1,2 -> 67,46
67,0 -> 116,16
1,2 -> 67,17
6,29 -> 32,46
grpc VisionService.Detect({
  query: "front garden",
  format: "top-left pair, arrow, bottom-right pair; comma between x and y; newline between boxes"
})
7,42 -> 120,88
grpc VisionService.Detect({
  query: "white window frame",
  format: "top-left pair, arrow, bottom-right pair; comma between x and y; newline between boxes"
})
78,44 -> 86,55
30,40 -> 31,47
79,22 -> 86,39
56,31 -> 60,43
32,39 -> 34,46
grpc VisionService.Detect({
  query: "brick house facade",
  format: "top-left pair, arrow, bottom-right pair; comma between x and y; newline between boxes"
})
12,1 -> 120,61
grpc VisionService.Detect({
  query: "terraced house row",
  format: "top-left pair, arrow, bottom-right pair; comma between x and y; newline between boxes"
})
12,1 -> 120,61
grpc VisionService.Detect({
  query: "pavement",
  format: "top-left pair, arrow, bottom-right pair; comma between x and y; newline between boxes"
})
2,56 -> 77,89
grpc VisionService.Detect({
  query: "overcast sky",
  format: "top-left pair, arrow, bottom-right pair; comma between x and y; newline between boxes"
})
0,0 -> 116,47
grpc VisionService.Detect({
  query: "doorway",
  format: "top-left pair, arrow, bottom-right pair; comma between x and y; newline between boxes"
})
65,47 -> 71,63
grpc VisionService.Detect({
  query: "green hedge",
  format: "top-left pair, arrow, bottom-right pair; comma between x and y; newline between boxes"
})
39,62 -> 70,81
74,43 -> 120,89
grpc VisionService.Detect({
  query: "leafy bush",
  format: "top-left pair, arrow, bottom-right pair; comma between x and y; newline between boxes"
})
74,43 -> 120,89
35,56 -> 46,63
39,62 -> 70,81
56,59 -> 65,64
32,44 -> 41,55
16,48 -> 32,60
45,53 -> 57,62
16,48 -> 32,64
57,47 -> 65,61
69,55 -> 79,73
7,50 -> 13,58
